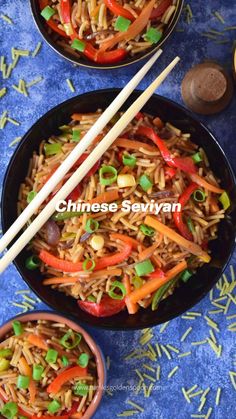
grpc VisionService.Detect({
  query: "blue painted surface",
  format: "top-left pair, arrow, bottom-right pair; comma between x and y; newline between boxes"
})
0,0 -> 236,418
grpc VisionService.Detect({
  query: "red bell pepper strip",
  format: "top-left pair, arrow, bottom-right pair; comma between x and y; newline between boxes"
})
60,0 -> 127,64
39,242 -> 132,272
32,416 -> 68,419
164,166 -> 177,179
47,365 -> 87,394
62,402 -> 79,416
173,182 -> 199,241
66,183 -> 82,201
150,0 -> 172,20
148,268 -> 166,279
78,295 -> 126,317
137,126 -> 197,175
103,0 -> 135,21
39,0 -> 69,38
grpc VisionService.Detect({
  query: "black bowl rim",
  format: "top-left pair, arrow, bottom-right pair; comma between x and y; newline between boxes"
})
1,89 -> 236,330
29,0 -> 184,70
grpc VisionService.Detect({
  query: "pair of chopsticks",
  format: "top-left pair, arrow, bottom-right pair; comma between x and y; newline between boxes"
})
0,50 -> 180,274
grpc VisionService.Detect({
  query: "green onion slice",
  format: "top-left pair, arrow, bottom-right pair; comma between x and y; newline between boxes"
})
87,295 -> 96,302
44,143 -> 62,156
40,6 -> 56,21
52,211 -> 83,221
71,39 -> 86,52
0,349 -> 12,358
82,258 -> 96,272
48,400 -> 61,414
74,381 -> 89,396
152,277 -> 178,311
140,224 -> 155,236
45,349 -> 58,364
0,359 -> 10,372
139,174 -> 153,192
219,191 -> 230,210
187,217 -> 195,233
17,375 -> 30,389
122,153 -> 137,167
144,27 -> 162,44
27,190 -> 37,204
114,16 -> 131,32
192,189 -> 206,202
1,402 -> 18,419
192,152 -> 203,163
12,320 -> 23,336
108,281 -> 126,300
77,353 -> 89,368
99,165 -> 117,186
60,330 -> 82,349
33,364 -> 44,381
61,355 -> 69,367
25,255 -> 41,270
85,218 -> 99,233
181,269 -> 193,283
135,259 -> 154,276
72,128 -> 81,142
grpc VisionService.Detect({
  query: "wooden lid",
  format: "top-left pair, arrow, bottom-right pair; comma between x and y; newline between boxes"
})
181,61 -> 234,115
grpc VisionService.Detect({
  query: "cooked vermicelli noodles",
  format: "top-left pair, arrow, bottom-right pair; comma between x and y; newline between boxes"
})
18,110 -> 229,317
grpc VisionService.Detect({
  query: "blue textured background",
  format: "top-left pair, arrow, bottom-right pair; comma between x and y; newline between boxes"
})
0,1 -> 236,418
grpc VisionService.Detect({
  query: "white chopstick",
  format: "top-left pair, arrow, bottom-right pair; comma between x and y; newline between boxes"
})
0,56 -> 180,274
0,49 -> 163,254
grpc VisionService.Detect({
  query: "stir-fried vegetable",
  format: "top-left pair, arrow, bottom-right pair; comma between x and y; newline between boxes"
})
173,182 -> 198,241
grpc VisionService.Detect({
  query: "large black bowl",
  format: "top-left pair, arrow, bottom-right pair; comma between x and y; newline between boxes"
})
2,90 -> 236,329
30,0 -> 183,69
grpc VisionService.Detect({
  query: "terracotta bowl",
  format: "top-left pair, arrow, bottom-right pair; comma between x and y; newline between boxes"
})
0,311 -> 106,419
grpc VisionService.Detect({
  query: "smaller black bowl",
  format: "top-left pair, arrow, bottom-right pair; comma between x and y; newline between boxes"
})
30,0 -> 183,69
2,90 -> 236,330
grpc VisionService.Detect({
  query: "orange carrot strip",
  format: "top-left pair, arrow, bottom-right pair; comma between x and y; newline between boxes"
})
110,233 -> 140,249
88,189 -> 119,204
127,260 -> 187,304
19,357 -> 31,376
144,215 -> 211,263
123,274 -> 138,314
27,334 -> 48,351
190,174 -> 224,194
113,138 -> 157,153
209,196 -> 220,213
43,277 -> 79,285
71,113 -> 96,121
29,379 -> 37,404
138,241 -> 161,262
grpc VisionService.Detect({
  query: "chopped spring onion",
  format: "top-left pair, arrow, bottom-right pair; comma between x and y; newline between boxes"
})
108,281 -> 126,300
152,277 -> 177,311
45,349 -> 58,364
0,359 -> 10,372
71,39 -> 86,52
27,190 -> 37,203
140,224 -> 155,237
48,400 -> 61,414
187,217 -> 195,233
99,165 -> 117,186
132,276 -> 143,289
181,269 -> 193,282
77,353 -> 89,368
17,375 -> 30,389
60,330 -> 82,349
1,402 -> 18,419
44,143 -> 62,156
192,189 -> 206,202
85,218 -> 99,233
122,153 -> 137,167
0,349 -> 12,358
12,320 -> 23,336
82,258 -> 96,272
72,128 -> 81,142
115,16 -> 131,32
61,355 -> 69,367
219,191 -> 230,210
33,364 -> 44,381
139,174 -> 153,192
40,6 -> 56,21
25,255 -> 41,270
135,259 -> 154,276
74,381 -> 89,396
192,152 -> 203,163
52,211 -> 83,221
87,295 -> 96,302
144,27 -> 162,44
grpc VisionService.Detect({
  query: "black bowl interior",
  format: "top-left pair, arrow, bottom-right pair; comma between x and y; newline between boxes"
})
30,0 -> 183,69
2,90 -> 236,330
